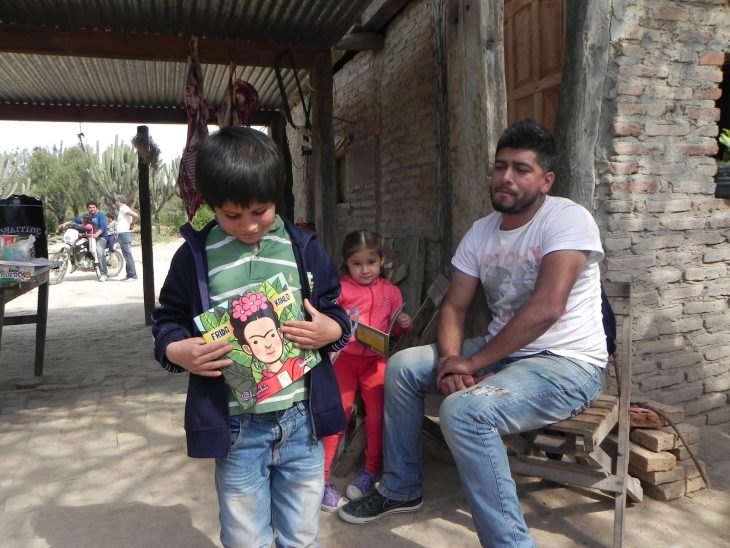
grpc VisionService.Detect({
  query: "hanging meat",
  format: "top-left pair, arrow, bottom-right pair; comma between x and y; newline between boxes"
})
216,62 -> 259,128
177,37 -> 209,221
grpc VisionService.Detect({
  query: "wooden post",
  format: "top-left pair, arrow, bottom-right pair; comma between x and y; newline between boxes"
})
310,50 -> 337,257
552,0 -> 610,210
442,0 -> 506,338
444,0 -> 507,251
136,125 -> 155,325
432,0 -> 451,272
269,112 -> 295,221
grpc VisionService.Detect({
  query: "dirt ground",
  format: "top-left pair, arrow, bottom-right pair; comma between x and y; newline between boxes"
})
0,238 -> 728,547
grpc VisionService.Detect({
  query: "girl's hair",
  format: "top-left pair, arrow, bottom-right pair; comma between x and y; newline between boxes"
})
340,229 -> 385,273
229,292 -> 280,343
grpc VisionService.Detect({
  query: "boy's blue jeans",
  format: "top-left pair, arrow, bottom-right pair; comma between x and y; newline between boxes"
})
378,339 -> 603,548
215,401 -> 324,548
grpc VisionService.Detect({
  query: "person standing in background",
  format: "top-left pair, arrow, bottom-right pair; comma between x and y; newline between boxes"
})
114,195 -> 139,281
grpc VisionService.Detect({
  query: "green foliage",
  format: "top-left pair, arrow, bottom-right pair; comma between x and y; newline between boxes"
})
150,158 -> 182,230
158,204 -> 187,231
191,203 -> 215,230
719,128 -> 730,162
0,137 -> 189,237
28,148 -> 77,230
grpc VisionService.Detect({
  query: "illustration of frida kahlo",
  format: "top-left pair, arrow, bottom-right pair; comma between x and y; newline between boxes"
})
230,292 -> 312,403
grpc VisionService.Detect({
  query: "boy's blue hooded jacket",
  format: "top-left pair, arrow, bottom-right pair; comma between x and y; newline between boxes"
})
151,219 -> 350,458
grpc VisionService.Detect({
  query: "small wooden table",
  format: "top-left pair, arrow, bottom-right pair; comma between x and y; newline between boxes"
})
0,266 -> 50,376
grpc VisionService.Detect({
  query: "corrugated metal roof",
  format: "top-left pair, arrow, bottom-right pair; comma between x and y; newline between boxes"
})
0,0 -> 369,122
0,0 -> 363,46
0,54 -> 307,111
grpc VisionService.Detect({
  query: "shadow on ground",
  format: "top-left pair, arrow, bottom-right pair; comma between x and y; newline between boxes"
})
31,502 -> 216,548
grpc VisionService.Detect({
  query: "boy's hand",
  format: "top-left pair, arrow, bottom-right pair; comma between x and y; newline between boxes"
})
396,312 -> 413,331
165,337 -> 233,377
281,299 -> 343,350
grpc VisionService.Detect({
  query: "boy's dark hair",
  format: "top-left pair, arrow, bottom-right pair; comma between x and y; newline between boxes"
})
340,229 -> 385,274
496,119 -> 557,174
195,126 -> 284,208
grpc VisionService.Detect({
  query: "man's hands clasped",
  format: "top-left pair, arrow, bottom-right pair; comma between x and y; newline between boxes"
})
436,355 -> 495,396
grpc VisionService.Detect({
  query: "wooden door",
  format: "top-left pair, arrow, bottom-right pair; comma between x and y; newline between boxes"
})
504,0 -> 564,132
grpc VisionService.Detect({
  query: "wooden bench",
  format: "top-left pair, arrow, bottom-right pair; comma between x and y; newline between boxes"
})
420,281 -> 639,547
503,280 -> 640,548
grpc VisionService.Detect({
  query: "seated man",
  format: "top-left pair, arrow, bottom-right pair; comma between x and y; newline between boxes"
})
339,119 -> 607,547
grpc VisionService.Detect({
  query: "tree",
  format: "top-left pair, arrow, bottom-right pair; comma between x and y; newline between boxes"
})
28,148 -> 77,227
150,158 -> 183,233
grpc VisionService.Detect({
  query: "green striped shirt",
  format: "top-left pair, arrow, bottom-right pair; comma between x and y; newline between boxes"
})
206,215 -> 308,414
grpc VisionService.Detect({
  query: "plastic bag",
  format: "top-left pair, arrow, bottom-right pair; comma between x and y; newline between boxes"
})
0,235 -> 35,261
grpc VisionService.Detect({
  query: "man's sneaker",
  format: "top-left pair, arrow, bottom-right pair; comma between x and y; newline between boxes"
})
346,469 -> 377,500
338,490 -> 422,524
321,482 -> 347,513
99,275 -> 107,282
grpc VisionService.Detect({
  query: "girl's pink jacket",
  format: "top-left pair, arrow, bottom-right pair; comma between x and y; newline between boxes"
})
339,275 -> 411,358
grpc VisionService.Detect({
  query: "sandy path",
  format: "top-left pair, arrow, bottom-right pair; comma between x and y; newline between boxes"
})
1,237 -> 729,547
0,237 -> 184,384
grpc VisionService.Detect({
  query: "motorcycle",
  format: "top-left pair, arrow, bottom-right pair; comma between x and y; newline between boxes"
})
49,223 -> 124,284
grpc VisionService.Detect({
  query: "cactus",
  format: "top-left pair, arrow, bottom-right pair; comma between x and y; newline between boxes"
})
0,152 -> 31,197
87,136 -> 139,209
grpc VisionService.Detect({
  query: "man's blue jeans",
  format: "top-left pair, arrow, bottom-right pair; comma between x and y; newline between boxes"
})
117,232 -> 136,278
95,237 -> 108,275
215,402 -> 324,548
379,338 -> 603,547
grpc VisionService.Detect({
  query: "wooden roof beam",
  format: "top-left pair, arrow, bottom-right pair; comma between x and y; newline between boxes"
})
0,23 -> 327,67
359,0 -> 412,31
0,103 -> 275,126
336,0 -> 411,51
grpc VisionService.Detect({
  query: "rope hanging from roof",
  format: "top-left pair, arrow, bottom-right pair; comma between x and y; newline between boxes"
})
177,36 -> 209,221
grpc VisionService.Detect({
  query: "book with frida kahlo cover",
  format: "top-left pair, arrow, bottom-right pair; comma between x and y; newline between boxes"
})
193,272 -> 321,410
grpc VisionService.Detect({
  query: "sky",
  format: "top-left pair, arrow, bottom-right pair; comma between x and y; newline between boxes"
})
0,121 -> 189,165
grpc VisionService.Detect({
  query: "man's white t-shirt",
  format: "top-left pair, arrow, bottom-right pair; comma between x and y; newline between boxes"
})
452,196 -> 607,367
116,203 -> 135,234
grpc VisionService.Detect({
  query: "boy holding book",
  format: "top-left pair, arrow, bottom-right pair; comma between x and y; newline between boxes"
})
151,127 -> 350,547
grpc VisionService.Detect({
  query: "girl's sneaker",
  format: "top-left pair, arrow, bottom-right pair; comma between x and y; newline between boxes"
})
346,470 -> 377,500
321,482 -> 347,512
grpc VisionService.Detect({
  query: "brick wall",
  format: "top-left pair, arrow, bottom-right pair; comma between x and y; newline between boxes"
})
290,1 -> 441,282
597,0 -> 730,426
332,1 -> 441,277
289,0 -> 730,426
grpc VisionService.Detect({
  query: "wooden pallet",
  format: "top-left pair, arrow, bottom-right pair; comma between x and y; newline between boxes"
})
505,281 -> 640,548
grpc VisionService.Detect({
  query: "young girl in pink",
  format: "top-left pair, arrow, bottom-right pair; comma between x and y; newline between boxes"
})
321,230 -> 413,512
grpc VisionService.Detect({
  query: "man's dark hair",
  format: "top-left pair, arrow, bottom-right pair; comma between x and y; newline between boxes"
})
496,119 -> 557,174
86,200 -> 99,208
195,127 -> 284,208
